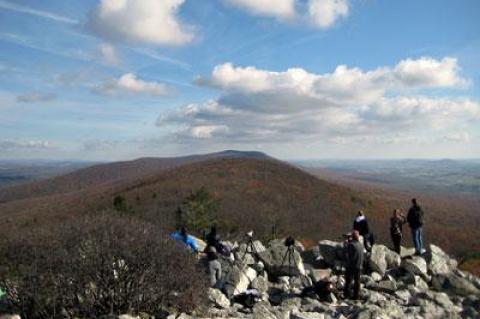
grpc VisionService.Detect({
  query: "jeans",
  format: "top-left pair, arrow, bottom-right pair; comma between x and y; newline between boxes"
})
412,227 -> 423,254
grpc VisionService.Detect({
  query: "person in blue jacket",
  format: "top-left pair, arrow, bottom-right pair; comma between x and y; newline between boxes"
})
171,226 -> 198,253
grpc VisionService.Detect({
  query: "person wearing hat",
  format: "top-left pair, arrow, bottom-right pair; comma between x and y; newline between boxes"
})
207,246 -> 222,288
344,230 -> 364,300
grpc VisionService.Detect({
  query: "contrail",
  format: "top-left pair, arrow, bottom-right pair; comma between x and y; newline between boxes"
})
0,0 -> 79,24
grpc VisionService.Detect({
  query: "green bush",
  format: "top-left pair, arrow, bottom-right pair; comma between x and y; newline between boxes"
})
0,213 -> 207,318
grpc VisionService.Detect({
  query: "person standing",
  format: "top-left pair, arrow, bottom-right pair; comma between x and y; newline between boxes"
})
407,198 -> 425,255
353,210 -> 373,251
344,231 -> 364,300
390,209 -> 406,254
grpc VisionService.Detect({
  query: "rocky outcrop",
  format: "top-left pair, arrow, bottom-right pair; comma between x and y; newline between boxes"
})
7,238 -> 479,319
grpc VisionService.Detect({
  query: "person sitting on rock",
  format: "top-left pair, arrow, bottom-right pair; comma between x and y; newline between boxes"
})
170,226 -> 198,253
207,246 -> 222,288
353,210 -> 374,251
390,209 -> 406,254
407,198 -> 426,255
344,230 -> 364,300
205,225 -> 220,250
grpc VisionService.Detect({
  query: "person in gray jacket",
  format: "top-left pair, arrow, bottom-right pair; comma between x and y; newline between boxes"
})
207,246 -> 222,288
344,230 -> 364,300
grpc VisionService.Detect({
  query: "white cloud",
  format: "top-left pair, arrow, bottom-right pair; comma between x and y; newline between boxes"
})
198,57 -> 467,105
308,0 -> 349,29
224,0 -> 296,20
88,0 -> 194,46
159,57 -> 479,145
443,132 -> 471,143
99,43 -> 121,65
223,0 -> 351,29
394,57 -> 468,88
0,0 -> 78,24
0,140 -> 54,151
94,73 -> 172,97
17,93 -> 56,103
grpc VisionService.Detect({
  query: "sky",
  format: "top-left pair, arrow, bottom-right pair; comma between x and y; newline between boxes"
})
0,0 -> 479,160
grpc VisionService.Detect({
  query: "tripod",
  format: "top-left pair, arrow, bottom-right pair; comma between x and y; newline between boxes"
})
241,236 -> 259,261
281,244 -> 296,269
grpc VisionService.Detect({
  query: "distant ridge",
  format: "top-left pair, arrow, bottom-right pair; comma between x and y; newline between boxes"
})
0,150 -> 271,203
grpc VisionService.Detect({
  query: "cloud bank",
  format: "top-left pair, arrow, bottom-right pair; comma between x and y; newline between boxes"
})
159,57 -> 478,146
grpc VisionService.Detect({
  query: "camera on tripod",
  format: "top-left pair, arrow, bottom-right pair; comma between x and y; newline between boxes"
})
284,236 -> 295,248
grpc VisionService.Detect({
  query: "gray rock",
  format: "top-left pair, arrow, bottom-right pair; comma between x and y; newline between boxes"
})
433,273 -> 480,297
376,279 -> 397,294
224,265 -> 257,297
290,311 -> 326,319
402,256 -> 428,277
426,245 -> 458,276
258,244 -> 306,277
317,240 -> 344,267
208,288 -> 231,309
251,275 -> 269,294
369,245 -> 401,275
309,269 -> 331,283
394,289 -> 411,303
252,301 -> 278,319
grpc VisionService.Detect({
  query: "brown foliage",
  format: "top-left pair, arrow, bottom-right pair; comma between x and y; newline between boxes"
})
0,213 -> 207,318
0,156 -> 479,261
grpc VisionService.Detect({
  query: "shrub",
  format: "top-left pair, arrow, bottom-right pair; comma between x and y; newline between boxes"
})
0,213 -> 207,318
179,187 -> 220,236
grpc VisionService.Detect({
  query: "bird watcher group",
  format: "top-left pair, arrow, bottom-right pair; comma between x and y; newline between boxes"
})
170,198 -> 426,305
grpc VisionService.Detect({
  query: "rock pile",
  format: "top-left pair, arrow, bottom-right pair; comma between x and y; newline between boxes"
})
4,239 -> 480,319
195,239 -> 480,319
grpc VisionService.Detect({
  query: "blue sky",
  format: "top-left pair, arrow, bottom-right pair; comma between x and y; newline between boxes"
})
0,0 -> 479,160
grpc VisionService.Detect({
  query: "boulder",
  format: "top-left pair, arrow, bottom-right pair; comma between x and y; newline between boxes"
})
426,245 -> 458,276
317,240 -> 343,267
376,279 -> 397,294
401,256 -> 428,277
252,301 -> 278,319
309,269 -> 331,283
290,311 -> 326,319
208,288 -> 230,309
223,265 -> 257,297
433,273 -> 480,297
251,275 -> 269,294
258,244 -> 305,277
369,245 -> 401,275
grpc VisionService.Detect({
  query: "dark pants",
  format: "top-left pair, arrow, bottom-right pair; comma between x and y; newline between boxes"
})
391,233 -> 402,254
344,268 -> 361,300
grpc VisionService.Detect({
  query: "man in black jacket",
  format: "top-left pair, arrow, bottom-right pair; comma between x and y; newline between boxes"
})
344,231 -> 364,300
407,198 -> 425,255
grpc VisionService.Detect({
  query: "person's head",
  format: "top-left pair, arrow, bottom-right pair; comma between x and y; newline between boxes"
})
412,198 -> 417,206
180,226 -> 187,238
357,210 -> 364,217
210,225 -> 217,235
352,230 -> 360,241
393,209 -> 401,217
